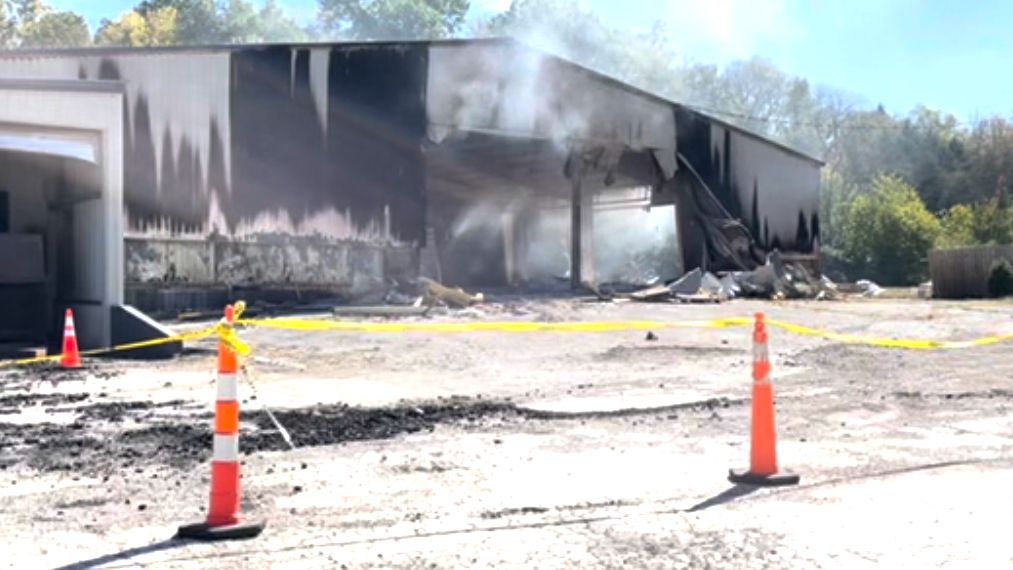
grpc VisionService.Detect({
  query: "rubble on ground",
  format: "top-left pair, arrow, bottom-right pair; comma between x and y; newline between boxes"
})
419,277 -> 484,308
623,251 -> 839,303
855,279 -> 884,297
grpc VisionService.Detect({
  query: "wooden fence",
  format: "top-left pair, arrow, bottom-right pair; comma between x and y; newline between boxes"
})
929,245 -> 1013,298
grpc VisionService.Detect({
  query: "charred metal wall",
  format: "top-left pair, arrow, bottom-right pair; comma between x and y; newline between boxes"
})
0,45 -> 429,312
0,45 -> 428,244
672,108 -> 821,272
227,45 -> 427,243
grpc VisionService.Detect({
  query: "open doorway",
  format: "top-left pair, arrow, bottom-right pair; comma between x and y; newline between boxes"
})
424,131 -> 681,292
0,145 -> 106,355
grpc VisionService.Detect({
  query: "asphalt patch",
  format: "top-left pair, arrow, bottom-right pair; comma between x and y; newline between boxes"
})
892,389 -> 1013,401
0,365 -> 121,387
481,506 -> 550,519
1,396 -> 739,474
0,392 -> 90,409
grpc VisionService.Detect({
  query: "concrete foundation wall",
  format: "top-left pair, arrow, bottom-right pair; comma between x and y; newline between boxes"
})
125,236 -> 417,313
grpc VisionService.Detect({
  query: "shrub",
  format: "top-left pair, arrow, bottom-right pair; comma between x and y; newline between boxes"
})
841,174 -> 941,285
936,204 -> 976,249
987,259 -> 1013,298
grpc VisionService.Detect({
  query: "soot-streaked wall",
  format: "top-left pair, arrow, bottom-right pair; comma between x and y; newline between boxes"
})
674,108 -> 821,270
0,45 -> 429,244
228,45 -> 427,244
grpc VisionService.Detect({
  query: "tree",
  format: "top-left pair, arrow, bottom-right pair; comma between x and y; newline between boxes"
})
319,0 -> 470,40
11,0 -> 44,24
137,0 -> 222,44
936,204 -> 976,249
131,0 -> 308,45
95,7 -> 179,46
222,0 -> 308,43
0,1 -> 17,48
19,10 -> 90,48
841,174 -> 941,285
1,0 -> 92,48
250,0 -> 310,42
969,195 -> 1013,245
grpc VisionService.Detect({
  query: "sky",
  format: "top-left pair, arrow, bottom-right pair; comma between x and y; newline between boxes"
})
47,0 -> 1013,121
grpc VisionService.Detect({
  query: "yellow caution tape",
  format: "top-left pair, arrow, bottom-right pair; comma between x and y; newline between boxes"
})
236,315 -> 1013,351
236,317 -> 751,334
2,300 -> 1009,371
216,321 -> 252,357
0,326 -> 221,370
764,318 -> 1013,350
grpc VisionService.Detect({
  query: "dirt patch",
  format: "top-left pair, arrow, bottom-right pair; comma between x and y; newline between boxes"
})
55,497 -> 110,509
0,392 -> 91,409
892,389 -> 1013,401
246,399 -> 520,452
790,344 -> 913,370
72,400 -> 189,422
481,506 -> 550,519
598,344 -> 738,361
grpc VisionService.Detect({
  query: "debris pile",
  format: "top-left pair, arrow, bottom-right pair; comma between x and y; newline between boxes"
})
330,277 -> 486,318
623,251 -> 841,303
419,277 -> 485,308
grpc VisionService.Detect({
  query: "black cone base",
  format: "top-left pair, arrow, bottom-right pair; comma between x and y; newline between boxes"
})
728,469 -> 800,487
176,520 -> 266,541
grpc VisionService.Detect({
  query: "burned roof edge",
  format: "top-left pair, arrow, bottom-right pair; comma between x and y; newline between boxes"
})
0,36 -> 824,165
0,36 -> 515,60
0,77 -> 125,94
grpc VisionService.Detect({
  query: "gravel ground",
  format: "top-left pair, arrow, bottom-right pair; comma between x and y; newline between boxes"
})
1,297 -> 1012,569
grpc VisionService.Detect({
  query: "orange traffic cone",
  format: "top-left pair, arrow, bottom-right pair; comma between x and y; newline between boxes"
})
729,312 -> 799,486
60,309 -> 82,369
177,304 -> 265,541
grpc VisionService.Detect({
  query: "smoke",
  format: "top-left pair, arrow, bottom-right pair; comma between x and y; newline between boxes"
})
427,42 -> 675,154
425,37 -> 683,289
593,202 -> 682,285
438,188 -> 680,289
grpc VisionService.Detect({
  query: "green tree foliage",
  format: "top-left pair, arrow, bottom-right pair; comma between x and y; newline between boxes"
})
133,0 -> 308,44
243,0 -> 309,43
19,10 -> 89,48
136,0 -> 219,43
319,0 -> 470,40
841,175 -> 941,285
969,195 -> 1013,245
0,1 -> 18,48
936,204 -> 976,249
817,169 -> 862,276
937,192 -> 1013,249
1,0 -> 90,48
95,7 -> 179,46
11,0 -> 43,24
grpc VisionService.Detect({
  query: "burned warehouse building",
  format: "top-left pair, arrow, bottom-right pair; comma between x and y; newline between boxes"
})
0,38 -> 821,350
